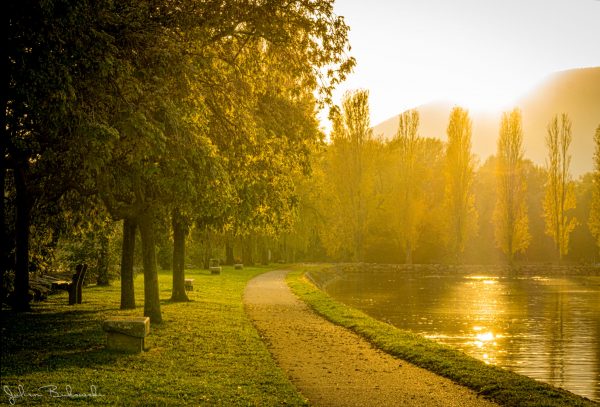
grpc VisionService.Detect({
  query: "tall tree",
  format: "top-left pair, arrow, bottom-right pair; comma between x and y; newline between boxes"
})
5,0 -> 353,317
393,109 -> 423,264
322,90 -> 372,261
493,109 -> 530,264
5,0 -> 115,311
543,113 -> 577,261
443,107 -> 477,262
588,125 -> 600,251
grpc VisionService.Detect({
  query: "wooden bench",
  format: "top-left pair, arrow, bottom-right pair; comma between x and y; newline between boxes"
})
185,278 -> 194,291
234,263 -> 244,270
68,264 -> 88,305
28,265 -> 87,303
102,317 -> 150,353
28,282 -> 50,301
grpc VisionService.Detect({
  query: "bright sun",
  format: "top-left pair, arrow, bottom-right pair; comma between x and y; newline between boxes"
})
448,72 -> 539,114
327,0 -> 600,126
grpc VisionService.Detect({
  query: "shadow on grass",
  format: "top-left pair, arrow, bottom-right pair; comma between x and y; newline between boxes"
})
1,308 -> 125,377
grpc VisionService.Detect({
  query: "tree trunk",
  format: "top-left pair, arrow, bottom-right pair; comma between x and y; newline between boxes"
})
0,166 -> 7,303
120,218 -> 137,309
13,166 -> 31,312
202,227 -> 211,269
1,55 -> 8,304
138,210 -> 162,323
225,236 -> 234,265
97,232 -> 110,286
260,237 -> 270,265
242,236 -> 254,266
171,212 -> 188,302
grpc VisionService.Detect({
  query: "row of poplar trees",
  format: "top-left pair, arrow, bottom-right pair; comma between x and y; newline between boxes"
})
299,90 -> 600,264
2,0 -> 354,321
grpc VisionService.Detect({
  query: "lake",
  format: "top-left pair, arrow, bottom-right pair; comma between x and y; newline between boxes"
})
319,266 -> 600,402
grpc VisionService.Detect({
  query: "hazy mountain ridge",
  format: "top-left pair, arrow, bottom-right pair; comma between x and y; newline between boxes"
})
372,67 -> 600,176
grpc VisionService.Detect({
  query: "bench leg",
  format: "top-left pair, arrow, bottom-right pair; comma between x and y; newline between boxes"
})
77,284 -> 83,304
68,285 -> 76,305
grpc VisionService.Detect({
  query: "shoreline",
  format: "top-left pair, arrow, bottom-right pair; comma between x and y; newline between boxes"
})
288,264 -> 598,406
307,263 -> 600,289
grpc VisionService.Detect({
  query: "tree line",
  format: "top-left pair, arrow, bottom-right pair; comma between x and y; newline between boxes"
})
4,3 -> 598,321
288,90 -> 600,265
2,0 -> 354,320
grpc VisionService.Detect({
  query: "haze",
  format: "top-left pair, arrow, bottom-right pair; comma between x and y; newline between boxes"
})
328,0 -> 600,126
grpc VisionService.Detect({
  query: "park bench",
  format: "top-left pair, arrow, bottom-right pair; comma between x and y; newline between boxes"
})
27,264 -> 87,304
102,317 -> 150,353
234,263 -> 244,270
209,258 -> 221,275
68,264 -> 88,305
28,281 -> 50,301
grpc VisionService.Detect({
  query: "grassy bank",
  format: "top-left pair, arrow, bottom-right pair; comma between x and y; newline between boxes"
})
1,266 -> 306,406
287,265 -> 596,407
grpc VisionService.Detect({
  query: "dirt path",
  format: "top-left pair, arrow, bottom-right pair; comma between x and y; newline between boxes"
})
243,269 -> 497,407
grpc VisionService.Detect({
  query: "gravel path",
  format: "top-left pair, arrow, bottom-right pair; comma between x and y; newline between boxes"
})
243,269 -> 497,407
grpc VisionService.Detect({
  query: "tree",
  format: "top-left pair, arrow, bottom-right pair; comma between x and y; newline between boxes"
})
493,109 -> 530,264
393,109 -> 423,264
321,90 -> 372,261
5,0 -> 353,318
589,125 -> 600,252
443,107 -> 477,262
5,0 -> 119,311
543,113 -> 577,261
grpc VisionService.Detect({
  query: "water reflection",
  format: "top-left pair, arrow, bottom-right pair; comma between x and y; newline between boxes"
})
324,270 -> 600,402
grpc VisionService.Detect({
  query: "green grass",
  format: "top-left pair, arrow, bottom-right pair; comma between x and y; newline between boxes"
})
287,265 -> 597,407
1,266 -> 307,406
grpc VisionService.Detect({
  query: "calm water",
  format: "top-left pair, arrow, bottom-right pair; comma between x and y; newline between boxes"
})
323,270 -> 600,402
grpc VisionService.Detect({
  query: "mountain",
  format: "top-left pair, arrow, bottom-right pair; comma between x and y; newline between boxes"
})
372,67 -> 600,176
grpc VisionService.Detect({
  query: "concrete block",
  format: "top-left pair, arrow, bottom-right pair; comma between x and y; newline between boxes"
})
102,317 -> 149,353
106,331 -> 145,352
185,278 -> 194,291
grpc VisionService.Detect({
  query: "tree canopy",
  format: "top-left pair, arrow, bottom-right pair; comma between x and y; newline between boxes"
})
3,0 -> 354,315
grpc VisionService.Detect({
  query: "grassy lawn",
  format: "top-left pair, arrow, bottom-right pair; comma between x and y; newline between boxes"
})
1,266 -> 307,406
287,265 -> 597,407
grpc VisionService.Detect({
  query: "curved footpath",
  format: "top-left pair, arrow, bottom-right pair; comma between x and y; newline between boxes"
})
243,269 -> 498,407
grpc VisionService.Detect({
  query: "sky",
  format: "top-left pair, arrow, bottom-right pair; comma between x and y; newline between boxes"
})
323,0 -> 600,129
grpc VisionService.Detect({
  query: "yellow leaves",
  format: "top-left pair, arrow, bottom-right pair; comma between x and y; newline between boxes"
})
493,109 -> 530,261
588,125 -> 600,250
543,113 -> 577,259
444,107 -> 477,260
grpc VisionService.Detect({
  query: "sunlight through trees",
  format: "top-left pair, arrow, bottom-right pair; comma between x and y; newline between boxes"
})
543,114 -> 577,261
443,108 -> 477,263
493,109 -> 530,264
589,125 -> 600,252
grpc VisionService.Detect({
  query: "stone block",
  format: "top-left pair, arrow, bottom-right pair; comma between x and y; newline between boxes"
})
102,317 -> 149,352
210,266 -> 221,275
185,278 -> 194,291
234,263 -> 244,270
106,331 -> 145,353
102,317 -> 150,338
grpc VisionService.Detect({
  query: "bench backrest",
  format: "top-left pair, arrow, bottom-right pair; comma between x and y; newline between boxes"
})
69,264 -> 88,305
